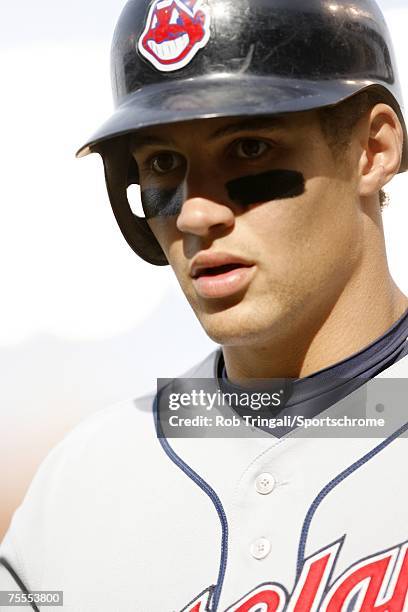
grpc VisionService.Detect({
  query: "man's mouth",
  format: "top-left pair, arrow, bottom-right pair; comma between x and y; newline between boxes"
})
193,263 -> 249,279
191,253 -> 254,279
147,34 -> 190,61
192,265 -> 256,300
190,254 -> 256,299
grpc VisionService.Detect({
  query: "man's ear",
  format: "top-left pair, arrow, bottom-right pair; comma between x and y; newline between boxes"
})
358,103 -> 403,198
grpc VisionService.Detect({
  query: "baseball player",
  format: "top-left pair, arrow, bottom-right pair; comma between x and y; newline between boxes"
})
1,0 -> 408,610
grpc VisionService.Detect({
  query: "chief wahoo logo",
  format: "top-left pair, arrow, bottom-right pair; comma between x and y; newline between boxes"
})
138,0 -> 211,72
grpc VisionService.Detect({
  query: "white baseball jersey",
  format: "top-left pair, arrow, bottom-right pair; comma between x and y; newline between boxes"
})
1,348 -> 408,611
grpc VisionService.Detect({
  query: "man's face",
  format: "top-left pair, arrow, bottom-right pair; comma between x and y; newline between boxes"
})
131,111 -> 363,346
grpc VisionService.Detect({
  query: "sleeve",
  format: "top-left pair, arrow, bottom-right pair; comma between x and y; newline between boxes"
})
0,420 -> 90,611
0,400 -> 139,612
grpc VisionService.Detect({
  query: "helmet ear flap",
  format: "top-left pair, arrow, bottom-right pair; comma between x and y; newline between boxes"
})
127,156 -> 139,186
97,137 -> 169,266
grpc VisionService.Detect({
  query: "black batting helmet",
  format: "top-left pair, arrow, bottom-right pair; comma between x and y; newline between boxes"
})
77,0 -> 408,266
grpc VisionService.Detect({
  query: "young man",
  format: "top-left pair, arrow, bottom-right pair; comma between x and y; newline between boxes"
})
1,0 -> 408,610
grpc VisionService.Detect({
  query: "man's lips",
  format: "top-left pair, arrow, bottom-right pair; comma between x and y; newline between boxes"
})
190,253 -> 254,280
190,253 -> 256,299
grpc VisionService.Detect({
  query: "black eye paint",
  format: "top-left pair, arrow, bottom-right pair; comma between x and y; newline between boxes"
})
141,184 -> 185,219
226,170 -> 305,207
140,170 -> 305,218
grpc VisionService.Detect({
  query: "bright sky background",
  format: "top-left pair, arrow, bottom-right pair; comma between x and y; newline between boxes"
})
0,1 -> 407,405
0,0 -> 406,47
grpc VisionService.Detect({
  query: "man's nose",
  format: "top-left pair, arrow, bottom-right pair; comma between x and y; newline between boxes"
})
176,196 -> 235,237
175,168 -> 235,237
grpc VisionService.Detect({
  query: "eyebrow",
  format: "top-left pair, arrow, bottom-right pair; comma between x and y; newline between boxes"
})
130,135 -> 177,151
208,117 -> 286,140
130,116 -> 286,151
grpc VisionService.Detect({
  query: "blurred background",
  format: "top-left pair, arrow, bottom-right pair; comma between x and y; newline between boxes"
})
0,0 -> 407,541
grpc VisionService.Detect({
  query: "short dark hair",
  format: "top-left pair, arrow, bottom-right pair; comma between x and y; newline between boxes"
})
318,89 -> 390,210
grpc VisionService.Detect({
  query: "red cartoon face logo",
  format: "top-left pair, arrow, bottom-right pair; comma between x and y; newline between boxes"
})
138,0 -> 211,72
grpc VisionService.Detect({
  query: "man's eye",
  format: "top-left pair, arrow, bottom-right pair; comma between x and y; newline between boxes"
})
150,152 -> 183,174
235,140 -> 269,159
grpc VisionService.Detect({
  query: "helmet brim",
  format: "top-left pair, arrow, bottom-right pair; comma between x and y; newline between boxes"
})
76,75 -> 407,167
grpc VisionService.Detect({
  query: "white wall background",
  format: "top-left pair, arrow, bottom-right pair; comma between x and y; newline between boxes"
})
0,0 -> 407,536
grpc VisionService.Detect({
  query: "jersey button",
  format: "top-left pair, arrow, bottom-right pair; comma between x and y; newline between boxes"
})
251,538 -> 271,560
255,473 -> 276,495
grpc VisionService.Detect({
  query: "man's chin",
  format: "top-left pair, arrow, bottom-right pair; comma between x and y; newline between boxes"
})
197,311 -> 277,347
187,288 -> 286,345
